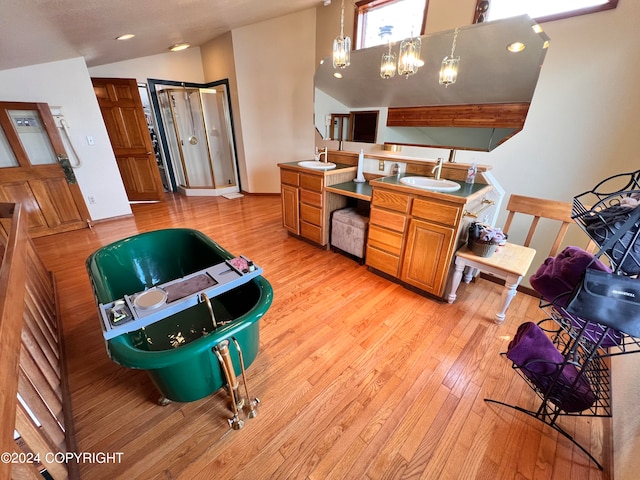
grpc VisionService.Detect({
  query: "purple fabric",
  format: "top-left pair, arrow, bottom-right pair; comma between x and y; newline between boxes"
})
507,322 -> 564,373
530,246 -> 623,347
530,246 -> 611,307
507,322 -> 596,413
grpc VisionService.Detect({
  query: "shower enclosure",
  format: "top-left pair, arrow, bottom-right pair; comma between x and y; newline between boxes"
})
152,80 -> 239,196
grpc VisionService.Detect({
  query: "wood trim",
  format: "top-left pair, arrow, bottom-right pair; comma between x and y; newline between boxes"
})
52,270 -> 80,479
327,150 -> 492,178
0,202 -> 78,479
386,103 -> 529,128
0,203 -> 28,480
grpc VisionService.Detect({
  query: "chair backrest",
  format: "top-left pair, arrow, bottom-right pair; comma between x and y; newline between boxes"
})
502,194 -> 574,257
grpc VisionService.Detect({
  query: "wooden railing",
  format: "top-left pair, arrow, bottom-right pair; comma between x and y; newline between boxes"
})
0,203 -> 78,479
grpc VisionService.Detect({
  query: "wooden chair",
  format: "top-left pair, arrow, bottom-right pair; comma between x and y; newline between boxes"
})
447,194 -> 574,323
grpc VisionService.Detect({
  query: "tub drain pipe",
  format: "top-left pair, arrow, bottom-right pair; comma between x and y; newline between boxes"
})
214,341 -> 244,430
232,337 -> 260,419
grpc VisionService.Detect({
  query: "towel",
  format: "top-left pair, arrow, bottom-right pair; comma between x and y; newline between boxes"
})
530,246 -> 622,346
530,246 -> 611,307
507,322 -> 596,413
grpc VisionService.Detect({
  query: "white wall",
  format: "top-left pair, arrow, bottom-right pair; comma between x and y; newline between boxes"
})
88,47 -> 205,85
0,57 -> 131,221
232,9 -> 317,193
200,33 -> 248,192
482,3 -> 639,207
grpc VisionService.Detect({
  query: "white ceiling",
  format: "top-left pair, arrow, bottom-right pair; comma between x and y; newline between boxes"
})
0,0 -> 322,71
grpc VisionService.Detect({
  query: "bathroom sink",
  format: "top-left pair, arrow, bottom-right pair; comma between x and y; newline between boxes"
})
399,176 -> 461,192
297,160 -> 337,170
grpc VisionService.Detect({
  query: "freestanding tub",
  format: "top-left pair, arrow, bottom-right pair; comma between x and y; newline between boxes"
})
86,228 -> 273,403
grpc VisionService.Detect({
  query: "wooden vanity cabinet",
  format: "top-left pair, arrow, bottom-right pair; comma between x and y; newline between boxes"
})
279,164 -> 356,246
299,173 -> 324,244
366,189 -> 410,276
366,184 -> 488,298
400,198 -> 461,297
280,168 -> 326,243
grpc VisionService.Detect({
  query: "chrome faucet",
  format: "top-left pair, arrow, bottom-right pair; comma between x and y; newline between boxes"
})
431,157 -> 444,180
315,147 -> 328,163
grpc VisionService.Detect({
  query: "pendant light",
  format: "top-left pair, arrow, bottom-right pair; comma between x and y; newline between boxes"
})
439,28 -> 461,87
333,0 -> 351,69
398,32 -> 422,78
380,41 -> 397,79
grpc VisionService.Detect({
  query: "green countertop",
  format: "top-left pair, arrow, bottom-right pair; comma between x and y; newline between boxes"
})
372,174 -> 490,199
324,180 -> 373,200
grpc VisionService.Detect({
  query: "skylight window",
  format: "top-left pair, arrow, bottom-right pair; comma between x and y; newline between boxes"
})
477,0 -> 618,23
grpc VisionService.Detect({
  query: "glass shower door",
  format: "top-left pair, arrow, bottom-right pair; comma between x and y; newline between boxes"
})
150,78 -> 240,195
200,87 -> 237,188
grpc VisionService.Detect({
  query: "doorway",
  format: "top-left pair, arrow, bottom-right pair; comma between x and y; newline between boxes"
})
92,77 -> 166,202
0,101 -> 90,237
148,79 -> 240,197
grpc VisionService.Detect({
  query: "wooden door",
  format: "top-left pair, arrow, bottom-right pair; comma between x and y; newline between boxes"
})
0,102 -> 90,237
92,78 -> 165,202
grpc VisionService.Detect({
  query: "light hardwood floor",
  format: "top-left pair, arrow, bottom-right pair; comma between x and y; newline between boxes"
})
32,193 -> 608,480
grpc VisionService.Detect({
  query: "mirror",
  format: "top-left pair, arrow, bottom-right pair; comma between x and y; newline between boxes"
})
351,111 -> 378,143
314,15 -> 550,151
329,110 -> 379,143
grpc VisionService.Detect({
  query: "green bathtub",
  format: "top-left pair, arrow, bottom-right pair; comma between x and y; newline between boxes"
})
86,228 -> 272,402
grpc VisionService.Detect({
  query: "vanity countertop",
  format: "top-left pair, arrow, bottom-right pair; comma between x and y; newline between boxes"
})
371,174 -> 491,203
278,161 -> 356,174
324,180 -> 373,201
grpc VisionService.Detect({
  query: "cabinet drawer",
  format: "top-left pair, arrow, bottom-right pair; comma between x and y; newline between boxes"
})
371,189 -> 410,213
366,245 -> 400,277
300,204 -> 322,226
300,189 -> 323,207
280,169 -> 299,187
300,174 -> 323,192
370,207 -> 406,233
411,198 -> 461,226
368,224 -> 403,256
301,221 -> 323,244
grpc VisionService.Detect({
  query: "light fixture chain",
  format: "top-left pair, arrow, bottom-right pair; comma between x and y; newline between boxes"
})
451,27 -> 459,57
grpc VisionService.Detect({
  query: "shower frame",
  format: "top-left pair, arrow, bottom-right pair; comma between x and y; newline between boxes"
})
148,78 -> 241,195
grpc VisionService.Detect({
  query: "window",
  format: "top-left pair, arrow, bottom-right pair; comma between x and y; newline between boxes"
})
474,0 -> 618,24
355,0 -> 428,50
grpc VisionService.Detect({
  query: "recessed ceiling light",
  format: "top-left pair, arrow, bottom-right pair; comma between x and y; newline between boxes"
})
169,43 -> 191,52
333,72 -> 343,79
532,24 -> 543,34
116,34 -> 135,41
507,42 -> 526,53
